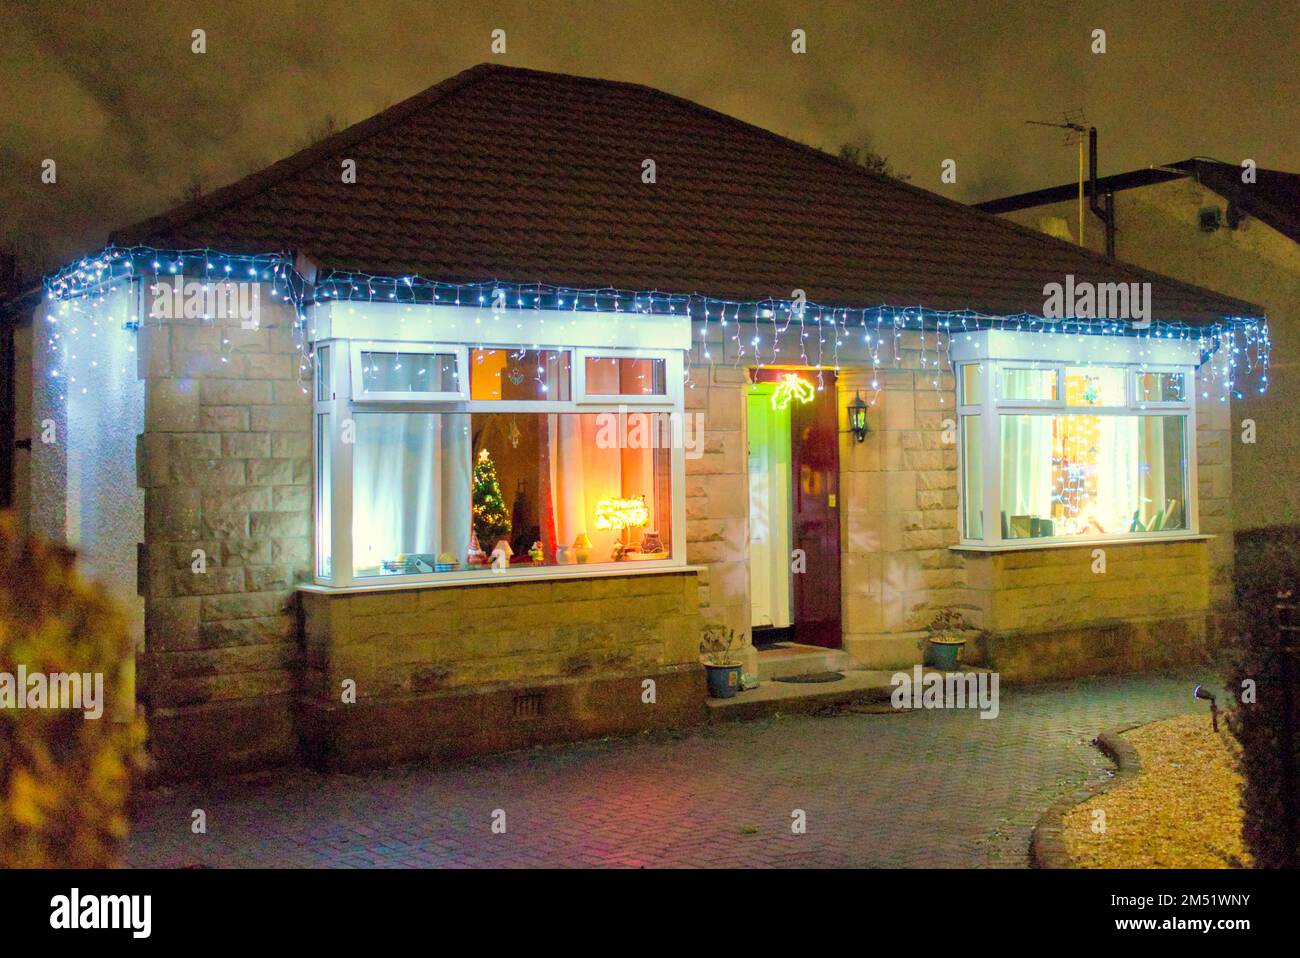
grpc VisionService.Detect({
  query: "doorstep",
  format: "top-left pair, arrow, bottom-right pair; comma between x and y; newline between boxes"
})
754,643 -> 852,681
706,669 -> 898,723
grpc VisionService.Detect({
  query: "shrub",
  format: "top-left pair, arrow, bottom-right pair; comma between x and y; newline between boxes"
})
0,514 -> 145,867
1226,528 -> 1300,868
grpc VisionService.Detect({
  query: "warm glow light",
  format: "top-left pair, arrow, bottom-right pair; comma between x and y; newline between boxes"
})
771,372 -> 816,410
594,496 -> 650,531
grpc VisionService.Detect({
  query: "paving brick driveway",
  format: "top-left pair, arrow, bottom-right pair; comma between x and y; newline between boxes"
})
127,672 -> 1205,868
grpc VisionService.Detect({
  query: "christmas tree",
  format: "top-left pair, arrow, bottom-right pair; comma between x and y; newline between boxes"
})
472,447 -> 511,547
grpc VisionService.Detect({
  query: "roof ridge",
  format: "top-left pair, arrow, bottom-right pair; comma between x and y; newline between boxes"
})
109,62 -> 506,247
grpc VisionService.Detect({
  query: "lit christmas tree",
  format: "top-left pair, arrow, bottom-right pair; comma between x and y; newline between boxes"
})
472,447 -> 511,548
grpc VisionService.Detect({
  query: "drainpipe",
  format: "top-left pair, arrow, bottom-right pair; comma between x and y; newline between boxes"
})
1088,127 -> 1116,258
0,252 -> 16,510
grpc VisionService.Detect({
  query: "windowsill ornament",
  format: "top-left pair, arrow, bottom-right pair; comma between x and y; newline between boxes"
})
573,533 -> 592,564
490,539 -> 513,569
466,530 -> 487,567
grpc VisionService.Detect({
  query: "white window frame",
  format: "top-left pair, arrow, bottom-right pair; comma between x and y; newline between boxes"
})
311,310 -> 689,588
349,341 -> 469,402
1131,366 -> 1191,409
574,348 -> 675,404
953,332 -> 1199,550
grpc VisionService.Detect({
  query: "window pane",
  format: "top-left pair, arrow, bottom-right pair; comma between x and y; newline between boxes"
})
316,414 -> 331,577
961,416 -> 983,539
470,348 -> 572,401
960,364 -> 983,405
1000,367 -> 1058,401
1135,371 -> 1186,403
315,345 -> 330,402
351,411 -> 672,577
1065,366 -> 1126,406
359,349 -> 458,394
999,414 -> 1186,538
584,356 -> 667,396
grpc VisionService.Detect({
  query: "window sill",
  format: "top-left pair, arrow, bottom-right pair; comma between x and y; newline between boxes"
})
950,533 -> 1212,555
300,561 -> 703,595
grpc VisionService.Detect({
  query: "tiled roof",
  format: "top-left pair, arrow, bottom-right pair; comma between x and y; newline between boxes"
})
110,64 -> 1261,324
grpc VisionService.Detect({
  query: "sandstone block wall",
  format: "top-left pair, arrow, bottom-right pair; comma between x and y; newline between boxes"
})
136,287 -> 313,772
300,571 -> 702,700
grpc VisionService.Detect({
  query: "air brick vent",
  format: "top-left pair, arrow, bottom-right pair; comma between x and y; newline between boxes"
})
512,692 -> 544,719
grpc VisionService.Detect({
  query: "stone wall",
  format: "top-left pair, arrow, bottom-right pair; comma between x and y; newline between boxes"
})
684,363 -> 752,666
136,285 -> 313,777
838,346 -> 965,667
299,570 -> 703,770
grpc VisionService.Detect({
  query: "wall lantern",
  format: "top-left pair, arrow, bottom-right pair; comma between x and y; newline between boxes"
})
849,390 -> 870,442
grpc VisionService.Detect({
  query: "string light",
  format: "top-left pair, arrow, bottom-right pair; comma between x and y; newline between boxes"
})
42,245 -> 1271,416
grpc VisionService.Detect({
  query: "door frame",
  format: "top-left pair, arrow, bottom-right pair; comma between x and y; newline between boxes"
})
746,367 -> 842,649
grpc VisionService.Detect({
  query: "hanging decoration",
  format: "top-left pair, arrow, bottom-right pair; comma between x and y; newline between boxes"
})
770,372 -> 817,410
41,245 -> 1271,418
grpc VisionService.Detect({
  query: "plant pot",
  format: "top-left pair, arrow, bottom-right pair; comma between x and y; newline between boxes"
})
704,663 -> 742,698
926,639 -> 965,671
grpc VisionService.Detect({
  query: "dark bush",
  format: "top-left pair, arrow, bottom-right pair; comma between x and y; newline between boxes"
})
1227,528 -> 1300,868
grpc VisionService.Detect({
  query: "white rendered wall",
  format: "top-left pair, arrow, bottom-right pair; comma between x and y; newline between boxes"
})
29,286 -> 146,667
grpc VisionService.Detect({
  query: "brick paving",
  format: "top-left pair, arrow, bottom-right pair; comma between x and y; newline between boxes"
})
126,672 -> 1204,868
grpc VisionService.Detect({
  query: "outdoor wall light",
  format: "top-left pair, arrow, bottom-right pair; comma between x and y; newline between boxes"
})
849,391 -> 870,442
1193,684 -> 1219,732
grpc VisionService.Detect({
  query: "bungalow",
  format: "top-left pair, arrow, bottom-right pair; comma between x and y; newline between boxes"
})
0,65 -> 1269,778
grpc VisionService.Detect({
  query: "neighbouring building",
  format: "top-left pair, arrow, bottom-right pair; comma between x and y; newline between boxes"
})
0,66 -> 1269,779
977,159 -> 1299,561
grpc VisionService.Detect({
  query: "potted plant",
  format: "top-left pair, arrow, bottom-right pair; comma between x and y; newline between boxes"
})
700,625 -> 743,698
925,609 -> 969,670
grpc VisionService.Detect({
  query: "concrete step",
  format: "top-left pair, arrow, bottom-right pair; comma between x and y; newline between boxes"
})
707,664 -> 1000,724
754,644 -> 852,681
708,668 -> 897,723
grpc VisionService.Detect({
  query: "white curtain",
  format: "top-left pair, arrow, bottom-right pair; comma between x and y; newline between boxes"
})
999,415 -> 1054,529
1095,416 -> 1140,531
351,413 -> 470,571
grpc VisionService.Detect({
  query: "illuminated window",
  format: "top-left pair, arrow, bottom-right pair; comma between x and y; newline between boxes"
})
582,356 -> 667,396
350,411 -> 673,577
998,414 -> 1186,538
351,343 -> 466,400
315,337 -> 684,585
470,348 -> 571,401
956,347 -> 1196,546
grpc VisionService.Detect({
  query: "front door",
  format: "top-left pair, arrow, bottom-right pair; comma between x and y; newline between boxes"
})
747,369 -> 841,649
789,373 -> 841,647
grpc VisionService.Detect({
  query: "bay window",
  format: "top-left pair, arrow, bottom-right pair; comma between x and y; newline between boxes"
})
311,306 -> 688,587
954,331 -> 1199,548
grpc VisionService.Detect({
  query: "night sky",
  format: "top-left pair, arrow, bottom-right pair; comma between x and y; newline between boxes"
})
2,0 -> 1296,279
